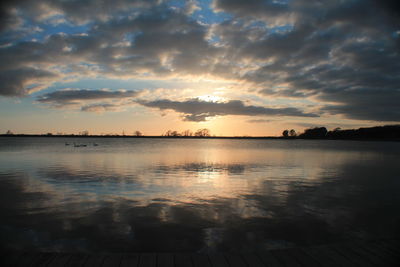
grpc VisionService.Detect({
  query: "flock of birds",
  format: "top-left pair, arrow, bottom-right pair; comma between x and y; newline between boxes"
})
65,142 -> 98,147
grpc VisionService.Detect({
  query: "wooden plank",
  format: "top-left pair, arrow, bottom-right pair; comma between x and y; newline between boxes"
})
223,253 -> 247,267
191,254 -> 211,267
300,247 -> 337,267
28,252 -> 57,267
82,254 -> 106,267
64,254 -> 88,267
14,252 -> 38,267
375,243 -> 400,257
0,251 -> 25,266
257,250 -> 283,267
270,249 -> 302,267
359,242 -> 394,258
358,243 -> 400,266
138,253 -> 156,267
120,253 -> 139,267
1,251 -> 25,266
47,253 -> 74,267
384,240 -> 400,249
102,254 -> 122,267
306,246 -> 353,267
174,254 -> 193,267
156,253 -> 174,267
4,240 -> 399,267
345,244 -> 382,266
331,245 -> 373,267
377,240 -> 400,254
241,252 -> 265,267
208,254 -> 229,267
287,248 -> 320,267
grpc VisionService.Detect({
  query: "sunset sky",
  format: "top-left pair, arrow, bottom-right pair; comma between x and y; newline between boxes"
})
0,0 -> 399,136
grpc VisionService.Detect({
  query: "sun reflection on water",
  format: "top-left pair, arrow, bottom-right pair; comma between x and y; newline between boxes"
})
0,138 -> 399,252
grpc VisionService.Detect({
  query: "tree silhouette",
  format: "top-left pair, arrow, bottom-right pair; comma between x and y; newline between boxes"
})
299,127 -> 328,139
181,129 -> 193,136
289,129 -> 297,137
164,130 -> 180,136
134,130 -> 143,136
326,125 -> 400,139
195,128 -> 210,137
282,129 -> 289,137
171,131 -> 180,136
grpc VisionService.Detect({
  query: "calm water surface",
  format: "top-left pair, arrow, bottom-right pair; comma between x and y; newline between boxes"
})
0,137 -> 399,252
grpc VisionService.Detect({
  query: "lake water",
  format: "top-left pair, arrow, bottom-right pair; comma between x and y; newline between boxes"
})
0,137 -> 399,253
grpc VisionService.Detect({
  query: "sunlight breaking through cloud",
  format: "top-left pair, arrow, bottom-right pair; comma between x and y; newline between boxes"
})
1,0 -> 400,134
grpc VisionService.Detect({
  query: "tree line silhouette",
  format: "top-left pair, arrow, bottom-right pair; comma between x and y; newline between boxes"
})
2,125 -> 399,140
163,128 -> 210,137
282,125 -> 400,140
1,128 -> 213,138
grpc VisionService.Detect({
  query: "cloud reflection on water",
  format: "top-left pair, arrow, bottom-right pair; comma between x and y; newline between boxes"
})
0,139 -> 399,252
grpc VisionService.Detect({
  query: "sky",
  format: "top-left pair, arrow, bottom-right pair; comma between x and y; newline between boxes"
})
0,0 -> 399,136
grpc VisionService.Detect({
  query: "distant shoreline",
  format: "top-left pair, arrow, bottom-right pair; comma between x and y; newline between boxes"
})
0,134 -> 280,139
2,125 -> 399,141
1,134 -> 399,142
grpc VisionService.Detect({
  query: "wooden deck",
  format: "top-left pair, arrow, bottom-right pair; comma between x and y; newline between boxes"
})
2,239 -> 399,267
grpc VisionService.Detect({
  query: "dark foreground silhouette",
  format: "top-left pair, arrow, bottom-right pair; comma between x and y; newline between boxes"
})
2,239 -> 400,267
293,125 -> 400,140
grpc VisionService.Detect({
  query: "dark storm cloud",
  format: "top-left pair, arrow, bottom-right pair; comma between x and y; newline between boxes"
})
37,89 -> 139,105
320,87 -> 400,122
0,0 -> 399,122
211,0 -> 400,121
139,98 -> 318,121
0,67 -> 57,96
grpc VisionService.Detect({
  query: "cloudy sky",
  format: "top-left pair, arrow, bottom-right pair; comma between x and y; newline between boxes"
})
0,0 -> 399,136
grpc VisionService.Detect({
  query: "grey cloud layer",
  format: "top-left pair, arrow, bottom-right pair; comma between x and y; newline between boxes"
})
36,89 -> 317,120
37,89 -> 139,110
0,0 -> 160,31
1,0 -> 400,122
80,103 -> 121,113
37,89 -> 139,103
0,2 -> 217,96
139,98 -> 318,121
